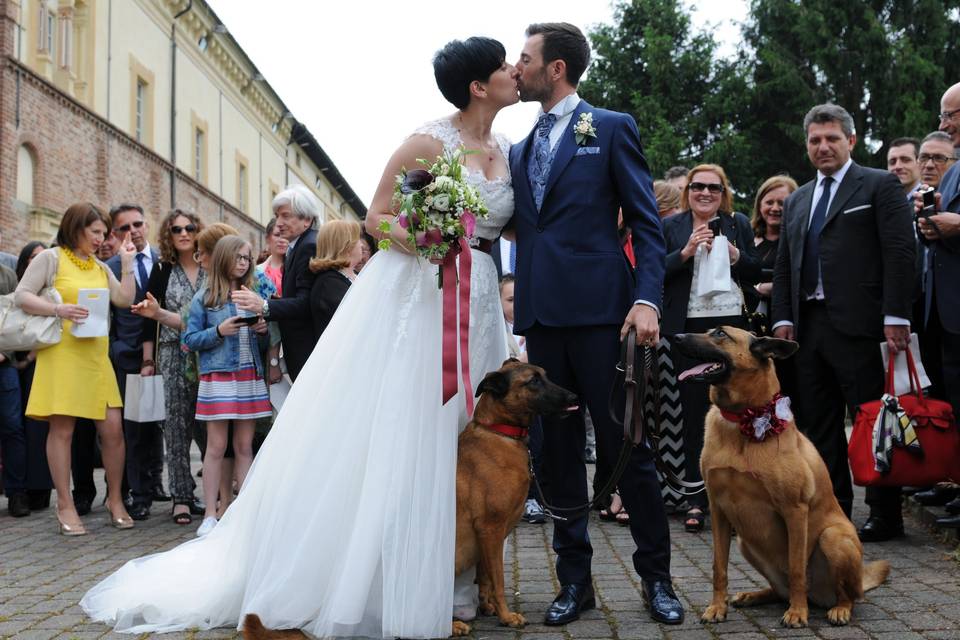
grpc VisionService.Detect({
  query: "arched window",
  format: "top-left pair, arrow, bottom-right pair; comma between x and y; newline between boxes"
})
16,145 -> 36,205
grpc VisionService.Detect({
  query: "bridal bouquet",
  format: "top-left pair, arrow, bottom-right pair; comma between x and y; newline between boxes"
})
377,147 -> 488,261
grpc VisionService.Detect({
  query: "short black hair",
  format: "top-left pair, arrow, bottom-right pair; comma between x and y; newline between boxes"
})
526,22 -> 591,86
888,137 -> 920,157
433,37 -> 506,110
109,203 -> 144,227
664,166 -> 689,180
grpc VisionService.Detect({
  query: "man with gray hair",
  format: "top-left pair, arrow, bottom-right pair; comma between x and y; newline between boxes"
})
772,103 -> 915,542
234,184 -> 321,380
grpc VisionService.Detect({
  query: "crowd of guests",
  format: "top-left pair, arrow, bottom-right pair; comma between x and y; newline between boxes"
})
0,186 -> 369,536
2,89 -> 960,546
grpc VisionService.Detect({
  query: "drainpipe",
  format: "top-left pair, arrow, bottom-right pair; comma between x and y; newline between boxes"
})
170,0 -> 193,208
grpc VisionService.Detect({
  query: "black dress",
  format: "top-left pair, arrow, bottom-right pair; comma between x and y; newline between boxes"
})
309,270 -> 352,341
743,236 -> 778,314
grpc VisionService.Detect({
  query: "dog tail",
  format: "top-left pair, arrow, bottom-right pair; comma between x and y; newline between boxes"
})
242,614 -> 308,640
861,560 -> 890,592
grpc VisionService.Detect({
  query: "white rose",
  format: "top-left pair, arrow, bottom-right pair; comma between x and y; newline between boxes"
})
433,194 -> 451,211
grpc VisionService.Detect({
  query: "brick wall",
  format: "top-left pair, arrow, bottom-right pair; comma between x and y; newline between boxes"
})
0,43 -> 264,257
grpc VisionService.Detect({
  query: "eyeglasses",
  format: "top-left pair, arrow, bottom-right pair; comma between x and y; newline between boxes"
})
688,182 -> 725,194
235,254 -> 252,264
113,220 -> 145,235
939,107 -> 960,122
170,224 -> 198,235
918,153 -> 955,166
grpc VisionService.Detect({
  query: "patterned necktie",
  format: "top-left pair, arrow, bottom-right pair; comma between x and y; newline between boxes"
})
135,253 -> 149,295
800,176 -> 834,297
509,241 -> 517,273
527,113 -> 557,211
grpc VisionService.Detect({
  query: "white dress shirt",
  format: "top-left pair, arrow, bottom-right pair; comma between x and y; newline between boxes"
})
499,238 -> 514,275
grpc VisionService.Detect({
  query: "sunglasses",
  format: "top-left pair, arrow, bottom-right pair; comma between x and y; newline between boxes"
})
113,220 -> 145,234
171,224 -> 198,235
688,182 -> 725,194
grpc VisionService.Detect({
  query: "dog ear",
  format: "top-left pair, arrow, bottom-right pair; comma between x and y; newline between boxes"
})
476,370 -> 510,398
750,336 -> 799,361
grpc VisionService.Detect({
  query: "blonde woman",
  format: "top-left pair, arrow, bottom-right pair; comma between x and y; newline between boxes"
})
308,220 -> 363,340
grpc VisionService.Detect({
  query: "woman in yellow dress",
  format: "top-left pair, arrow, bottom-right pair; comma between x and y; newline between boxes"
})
15,203 -> 137,535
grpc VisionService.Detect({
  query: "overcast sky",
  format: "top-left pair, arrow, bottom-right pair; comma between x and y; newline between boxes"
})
205,1 -> 748,206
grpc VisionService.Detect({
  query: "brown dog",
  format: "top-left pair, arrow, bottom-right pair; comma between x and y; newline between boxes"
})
672,326 -> 889,628
243,359 -> 577,640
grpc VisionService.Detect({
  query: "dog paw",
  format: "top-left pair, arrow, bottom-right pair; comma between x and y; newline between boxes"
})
731,587 -> 775,608
451,620 -> 471,636
827,605 -> 851,626
478,600 -> 496,616
781,606 -> 808,628
700,603 -> 727,623
499,611 -> 526,628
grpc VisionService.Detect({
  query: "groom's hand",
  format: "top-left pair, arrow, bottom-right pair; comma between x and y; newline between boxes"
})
621,303 -> 660,345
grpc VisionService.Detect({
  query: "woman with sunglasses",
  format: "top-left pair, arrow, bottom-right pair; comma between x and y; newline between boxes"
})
661,164 -> 760,533
132,210 -> 206,525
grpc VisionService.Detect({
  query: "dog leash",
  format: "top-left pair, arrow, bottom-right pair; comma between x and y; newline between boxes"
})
531,329 -> 703,522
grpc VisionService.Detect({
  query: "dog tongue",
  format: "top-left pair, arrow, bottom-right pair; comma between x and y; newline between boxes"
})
678,363 -> 715,381
565,405 -> 580,412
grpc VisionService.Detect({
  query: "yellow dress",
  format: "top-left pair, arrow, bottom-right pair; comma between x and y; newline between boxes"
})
26,248 -> 122,421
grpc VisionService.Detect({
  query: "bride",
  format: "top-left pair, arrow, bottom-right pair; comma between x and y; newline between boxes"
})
80,37 -> 519,638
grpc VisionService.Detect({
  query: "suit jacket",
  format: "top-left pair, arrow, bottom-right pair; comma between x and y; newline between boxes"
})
661,210 -> 761,336
508,100 -> 664,333
309,270 -> 351,340
107,248 -> 159,371
926,162 -> 960,334
267,227 -> 318,379
771,162 -> 916,339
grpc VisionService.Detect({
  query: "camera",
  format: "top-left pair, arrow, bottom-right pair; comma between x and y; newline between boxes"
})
707,216 -> 721,237
919,185 -> 937,219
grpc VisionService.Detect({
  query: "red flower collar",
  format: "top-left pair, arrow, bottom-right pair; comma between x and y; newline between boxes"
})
719,393 -> 793,442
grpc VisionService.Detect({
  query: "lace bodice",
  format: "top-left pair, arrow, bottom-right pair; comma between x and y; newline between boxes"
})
412,118 -> 514,241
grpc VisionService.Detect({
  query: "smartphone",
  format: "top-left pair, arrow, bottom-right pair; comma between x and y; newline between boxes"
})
235,315 -> 259,325
707,216 -> 721,237
920,186 -> 937,219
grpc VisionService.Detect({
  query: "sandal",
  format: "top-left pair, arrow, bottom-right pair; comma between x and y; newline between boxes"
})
600,491 -> 626,522
172,503 -> 193,526
684,507 -> 705,533
615,507 -> 630,526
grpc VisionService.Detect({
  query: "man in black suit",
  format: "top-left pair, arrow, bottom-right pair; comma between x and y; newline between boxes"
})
104,204 -> 164,520
234,185 -> 320,381
772,104 -> 916,542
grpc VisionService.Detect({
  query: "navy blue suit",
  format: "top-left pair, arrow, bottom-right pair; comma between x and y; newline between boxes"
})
927,164 -> 960,418
510,99 -> 671,585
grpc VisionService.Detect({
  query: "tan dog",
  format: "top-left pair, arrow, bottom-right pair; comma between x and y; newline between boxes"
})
243,359 -> 577,640
672,326 -> 889,628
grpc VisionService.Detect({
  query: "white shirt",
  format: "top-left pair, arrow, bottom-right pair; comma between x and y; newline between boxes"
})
499,238 -> 514,275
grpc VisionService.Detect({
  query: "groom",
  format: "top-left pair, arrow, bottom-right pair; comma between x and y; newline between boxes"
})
509,23 -> 682,625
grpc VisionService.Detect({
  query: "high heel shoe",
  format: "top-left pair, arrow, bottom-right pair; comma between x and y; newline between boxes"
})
57,513 -> 88,537
108,507 -> 135,530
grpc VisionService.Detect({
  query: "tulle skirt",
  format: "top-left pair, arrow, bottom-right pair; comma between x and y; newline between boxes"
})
80,247 -> 508,637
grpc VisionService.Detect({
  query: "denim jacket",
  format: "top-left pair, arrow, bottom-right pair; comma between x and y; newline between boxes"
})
182,288 -> 264,377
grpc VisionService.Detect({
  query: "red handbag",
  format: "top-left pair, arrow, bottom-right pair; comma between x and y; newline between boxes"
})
849,347 -> 960,487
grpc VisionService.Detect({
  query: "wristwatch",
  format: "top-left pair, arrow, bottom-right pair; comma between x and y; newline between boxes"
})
269,357 -> 280,367
261,299 -> 270,318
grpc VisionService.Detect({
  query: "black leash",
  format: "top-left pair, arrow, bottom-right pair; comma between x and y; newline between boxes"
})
531,329 -> 704,522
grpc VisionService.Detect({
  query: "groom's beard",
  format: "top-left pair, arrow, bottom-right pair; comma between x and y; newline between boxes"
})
518,70 -> 551,103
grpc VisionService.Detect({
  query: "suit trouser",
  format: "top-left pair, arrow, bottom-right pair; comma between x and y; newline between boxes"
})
116,368 -> 163,506
0,365 -> 27,495
941,329 -> 960,420
71,421 -> 98,502
526,324 -> 671,586
18,362 -> 52,494
793,302 -> 900,520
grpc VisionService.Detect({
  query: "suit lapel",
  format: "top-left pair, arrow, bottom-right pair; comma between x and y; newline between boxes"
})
823,162 -> 863,228
790,182 -> 815,259
511,131 -> 537,218
542,100 -> 590,207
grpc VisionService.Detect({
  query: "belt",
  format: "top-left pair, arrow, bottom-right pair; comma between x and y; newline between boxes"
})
475,238 -> 493,253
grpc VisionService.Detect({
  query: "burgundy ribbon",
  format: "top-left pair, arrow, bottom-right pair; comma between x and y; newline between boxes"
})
441,238 -> 474,415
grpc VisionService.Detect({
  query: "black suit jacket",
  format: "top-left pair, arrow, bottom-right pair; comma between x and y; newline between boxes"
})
772,162 -> 916,339
489,238 -> 504,279
267,228 -> 319,380
309,270 -> 351,340
662,210 -> 761,336
107,249 -> 158,371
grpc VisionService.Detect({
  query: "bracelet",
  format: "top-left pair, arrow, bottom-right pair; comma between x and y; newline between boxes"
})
215,325 -> 223,338
141,359 -> 155,368
123,270 -> 135,276
53,304 -> 61,318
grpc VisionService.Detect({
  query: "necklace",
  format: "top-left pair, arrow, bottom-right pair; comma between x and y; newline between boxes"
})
61,246 -> 95,271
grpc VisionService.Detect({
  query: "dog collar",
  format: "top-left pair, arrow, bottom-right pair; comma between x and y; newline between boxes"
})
483,423 -> 529,439
719,393 -> 793,442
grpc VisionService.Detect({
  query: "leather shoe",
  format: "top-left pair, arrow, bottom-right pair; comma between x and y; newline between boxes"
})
128,502 -> 151,521
74,496 -> 94,517
913,486 -> 959,506
935,514 -> 960,528
27,490 -> 50,511
188,497 -> 206,516
944,497 -> 960,515
641,579 -> 684,625
7,493 -> 30,518
152,485 -> 172,502
544,583 -> 595,626
857,515 -> 904,542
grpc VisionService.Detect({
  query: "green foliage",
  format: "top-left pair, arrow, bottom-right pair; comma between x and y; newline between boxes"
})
582,0 -> 960,209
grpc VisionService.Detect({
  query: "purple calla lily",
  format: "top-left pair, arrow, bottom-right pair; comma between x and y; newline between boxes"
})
400,169 -> 434,194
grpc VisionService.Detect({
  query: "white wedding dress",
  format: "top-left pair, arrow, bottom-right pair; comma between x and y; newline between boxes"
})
80,118 -> 513,638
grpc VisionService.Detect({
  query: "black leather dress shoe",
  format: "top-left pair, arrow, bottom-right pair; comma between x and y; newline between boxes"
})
641,579 -> 684,625
544,583 -> 595,626
188,497 -> 206,516
7,493 -> 30,518
913,486 -> 960,506
27,490 -> 50,511
74,496 -> 94,516
152,486 -> 172,502
857,515 -> 904,542
944,497 -> 960,515
936,514 -> 960,528
128,502 -> 151,521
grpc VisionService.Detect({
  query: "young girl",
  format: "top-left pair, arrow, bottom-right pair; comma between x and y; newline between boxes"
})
183,235 -> 271,537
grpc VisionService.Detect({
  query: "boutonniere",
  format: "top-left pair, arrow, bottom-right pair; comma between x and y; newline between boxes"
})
573,112 -> 597,145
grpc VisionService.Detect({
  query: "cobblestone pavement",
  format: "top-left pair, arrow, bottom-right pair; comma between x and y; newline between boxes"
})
2,463 -> 959,640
